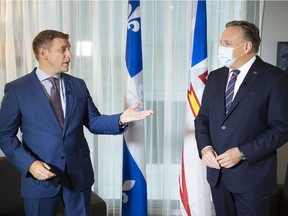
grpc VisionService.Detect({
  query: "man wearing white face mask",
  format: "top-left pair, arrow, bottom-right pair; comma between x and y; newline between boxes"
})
195,20 -> 288,216
218,42 -> 247,68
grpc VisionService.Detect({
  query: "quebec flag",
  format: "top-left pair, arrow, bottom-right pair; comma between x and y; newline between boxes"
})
122,0 -> 147,216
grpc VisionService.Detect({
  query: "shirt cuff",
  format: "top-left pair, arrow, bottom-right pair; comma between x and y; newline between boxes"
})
118,119 -> 128,131
201,145 -> 213,155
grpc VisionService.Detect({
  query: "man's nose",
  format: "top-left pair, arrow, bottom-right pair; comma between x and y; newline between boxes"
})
66,50 -> 72,59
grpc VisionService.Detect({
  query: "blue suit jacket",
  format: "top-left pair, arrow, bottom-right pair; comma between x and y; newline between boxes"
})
0,68 -> 124,198
195,56 -> 288,194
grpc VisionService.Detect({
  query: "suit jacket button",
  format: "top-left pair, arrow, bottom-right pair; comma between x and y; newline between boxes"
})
221,125 -> 226,130
60,156 -> 65,160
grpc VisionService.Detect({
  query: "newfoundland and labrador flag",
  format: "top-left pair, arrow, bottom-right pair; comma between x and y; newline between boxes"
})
179,0 -> 211,215
122,0 -> 147,216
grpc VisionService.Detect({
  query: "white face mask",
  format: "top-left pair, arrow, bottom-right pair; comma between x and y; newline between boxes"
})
217,43 -> 245,68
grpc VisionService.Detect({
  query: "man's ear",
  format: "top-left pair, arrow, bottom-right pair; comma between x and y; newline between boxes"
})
39,47 -> 48,60
244,41 -> 253,53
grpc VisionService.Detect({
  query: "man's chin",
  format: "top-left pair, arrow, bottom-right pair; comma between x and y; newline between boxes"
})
62,67 -> 69,72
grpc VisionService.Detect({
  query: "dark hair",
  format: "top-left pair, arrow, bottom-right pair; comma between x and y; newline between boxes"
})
32,30 -> 69,60
226,20 -> 261,54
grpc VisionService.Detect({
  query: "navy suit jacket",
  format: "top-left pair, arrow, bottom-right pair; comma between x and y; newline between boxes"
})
0,68 -> 124,198
195,56 -> 288,194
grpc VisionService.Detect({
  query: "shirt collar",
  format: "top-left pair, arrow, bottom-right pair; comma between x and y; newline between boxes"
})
229,55 -> 257,74
238,55 -> 256,73
36,67 -> 61,81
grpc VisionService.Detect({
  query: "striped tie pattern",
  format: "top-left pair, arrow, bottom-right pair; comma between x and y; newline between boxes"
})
225,69 -> 240,114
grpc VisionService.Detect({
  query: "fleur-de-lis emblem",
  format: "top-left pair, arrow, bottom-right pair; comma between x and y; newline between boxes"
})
127,3 -> 141,32
122,180 -> 136,203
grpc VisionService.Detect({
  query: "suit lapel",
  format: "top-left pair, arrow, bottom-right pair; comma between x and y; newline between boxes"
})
216,68 -> 230,118
62,74 -> 74,131
225,57 -> 263,118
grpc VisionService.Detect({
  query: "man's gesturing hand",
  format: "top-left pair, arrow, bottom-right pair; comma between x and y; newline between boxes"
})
120,102 -> 153,124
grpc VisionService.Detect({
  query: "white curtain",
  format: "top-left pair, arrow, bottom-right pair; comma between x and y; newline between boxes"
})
0,1 -> 264,215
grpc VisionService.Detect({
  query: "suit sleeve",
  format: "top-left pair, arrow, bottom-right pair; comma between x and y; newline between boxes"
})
0,84 -> 35,174
194,73 -> 213,158
82,82 -> 126,135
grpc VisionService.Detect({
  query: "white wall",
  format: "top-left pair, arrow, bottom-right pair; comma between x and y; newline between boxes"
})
261,1 -> 288,65
261,0 -> 288,184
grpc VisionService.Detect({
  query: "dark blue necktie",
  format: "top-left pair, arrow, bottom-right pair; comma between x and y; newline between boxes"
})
48,77 -> 64,127
225,69 -> 240,114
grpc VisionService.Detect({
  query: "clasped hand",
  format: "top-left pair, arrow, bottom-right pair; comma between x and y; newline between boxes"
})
201,146 -> 242,169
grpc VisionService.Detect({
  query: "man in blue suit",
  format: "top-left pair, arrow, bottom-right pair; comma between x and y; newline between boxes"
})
195,20 -> 288,216
0,30 -> 153,216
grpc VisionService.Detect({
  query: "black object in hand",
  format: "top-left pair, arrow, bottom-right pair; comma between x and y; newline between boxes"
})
48,166 -> 73,189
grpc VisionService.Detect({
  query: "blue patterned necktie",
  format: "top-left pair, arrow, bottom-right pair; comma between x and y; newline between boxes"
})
225,69 -> 240,114
48,77 -> 64,127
